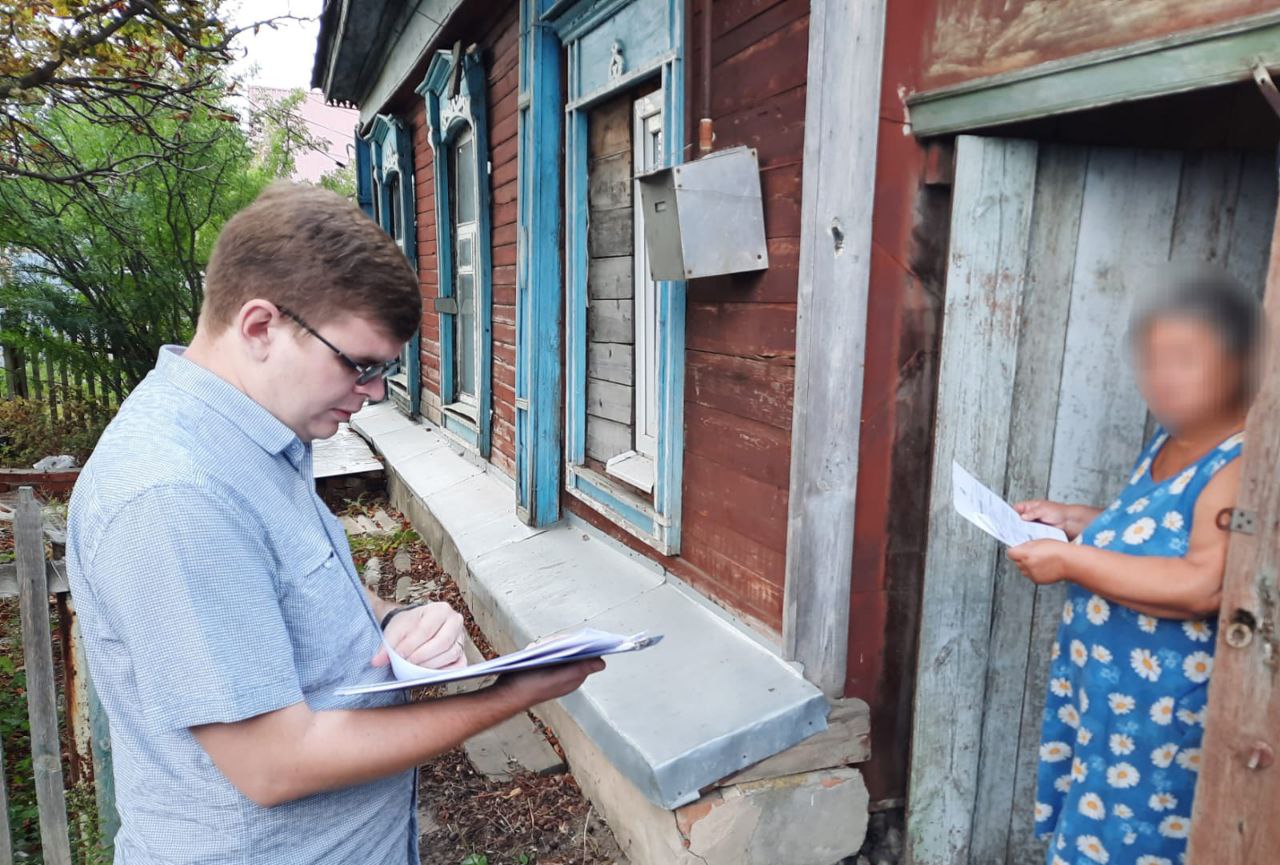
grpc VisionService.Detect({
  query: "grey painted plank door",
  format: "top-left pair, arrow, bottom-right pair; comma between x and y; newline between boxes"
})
907,136 -> 1276,865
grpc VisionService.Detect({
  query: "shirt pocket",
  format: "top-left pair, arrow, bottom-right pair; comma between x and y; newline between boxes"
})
276,534 -> 377,692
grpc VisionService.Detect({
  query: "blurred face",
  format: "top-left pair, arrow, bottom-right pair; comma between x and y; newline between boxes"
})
252,307 -> 403,442
1136,315 -> 1245,433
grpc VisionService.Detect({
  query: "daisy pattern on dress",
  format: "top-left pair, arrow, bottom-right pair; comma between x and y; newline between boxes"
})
1091,644 -> 1113,664
1058,704 -> 1081,728
1078,792 -> 1106,820
1034,801 -> 1053,822
1109,733 -> 1135,756
1050,677 -> 1073,698
1138,615 -> 1159,634
1072,756 -> 1088,782
1071,639 -> 1089,667
1040,741 -> 1072,763
1137,856 -> 1173,865
1106,762 -> 1140,788
1124,517 -> 1157,544
1079,688 -> 1090,714
1175,748 -> 1202,772
1159,815 -> 1191,839
1183,652 -> 1212,683
1054,774 -> 1072,793
1150,697 -> 1175,725
1077,834 -> 1110,863
1162,511 -> 1184,532
1131,457 -> 1152,484
1077,727 -> 1093,746
1113,803 -> 1134,819
1086,595 -> 1110,625
1218,432 -> 1245,451
1051,641 -> 1060,660
1169,468 -> 1197,494
1063,600 -> 1075,625
1131,648 -> 1162,681
1093,529 -> 1116,548
1108,692 -> 1136,714
1176,707 -> 1203,727
1126,496 -> 1150,514
1151,743 -> 1178,768
1149,792 -> 1178,812
1181,620 -> 1212,643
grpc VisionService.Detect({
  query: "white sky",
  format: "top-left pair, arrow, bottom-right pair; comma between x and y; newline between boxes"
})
229,0 -> 326,92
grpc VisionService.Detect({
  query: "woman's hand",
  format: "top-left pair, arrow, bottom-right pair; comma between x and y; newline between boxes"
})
1007,539 -> 1071,585
1013,500 -> 1101,540
372,602 -> 468,670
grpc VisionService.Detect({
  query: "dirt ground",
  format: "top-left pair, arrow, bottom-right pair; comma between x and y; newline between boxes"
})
338,494 -> 627,865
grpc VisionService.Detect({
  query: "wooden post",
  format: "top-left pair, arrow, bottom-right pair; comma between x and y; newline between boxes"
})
1185,189 -> 1280,864
781,0 -> 887,697
14,486 -> 73,865
0,719 -> 12,865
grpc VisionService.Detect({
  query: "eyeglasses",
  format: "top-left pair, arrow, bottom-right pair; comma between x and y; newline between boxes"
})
277,306 -> 401,386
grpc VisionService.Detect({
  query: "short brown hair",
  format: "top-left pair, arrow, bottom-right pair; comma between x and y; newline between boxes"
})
202,182 -> 422,341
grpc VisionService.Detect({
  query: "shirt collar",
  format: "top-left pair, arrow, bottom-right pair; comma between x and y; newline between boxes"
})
154,346 -> 306,466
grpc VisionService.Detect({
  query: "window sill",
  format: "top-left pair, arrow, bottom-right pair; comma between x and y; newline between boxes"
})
605,450 -> 655,494
566,464 -> 674,556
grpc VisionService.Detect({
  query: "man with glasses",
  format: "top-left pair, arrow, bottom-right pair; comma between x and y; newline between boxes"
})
65,183 -> 602,865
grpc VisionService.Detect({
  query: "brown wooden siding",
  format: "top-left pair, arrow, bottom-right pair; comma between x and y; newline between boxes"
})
401,3 -> 519,475
918,0 -> 1276,91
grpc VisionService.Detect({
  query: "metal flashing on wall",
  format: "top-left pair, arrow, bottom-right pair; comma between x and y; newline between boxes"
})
637,146 -> 769,281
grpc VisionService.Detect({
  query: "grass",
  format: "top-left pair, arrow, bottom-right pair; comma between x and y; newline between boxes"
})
347,526 -> 420,560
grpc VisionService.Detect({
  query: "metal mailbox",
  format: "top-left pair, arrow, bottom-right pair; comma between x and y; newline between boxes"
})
637,145 -> 769,281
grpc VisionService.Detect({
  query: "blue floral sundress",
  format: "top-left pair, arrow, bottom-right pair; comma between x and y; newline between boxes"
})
1034,428 -> 1245,865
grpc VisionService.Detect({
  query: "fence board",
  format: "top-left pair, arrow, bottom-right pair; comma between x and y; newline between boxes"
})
0,722 -> 11,865
14,487 -> 73,865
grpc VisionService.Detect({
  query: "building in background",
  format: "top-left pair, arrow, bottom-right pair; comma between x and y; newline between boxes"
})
246,86 -> 357,184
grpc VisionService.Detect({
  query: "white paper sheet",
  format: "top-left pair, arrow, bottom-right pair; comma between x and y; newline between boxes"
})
952,461 -> 1067,547
335,627 -> 662,696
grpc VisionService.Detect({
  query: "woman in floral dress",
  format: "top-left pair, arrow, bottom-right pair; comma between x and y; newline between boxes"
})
1007,270 -> 1264,865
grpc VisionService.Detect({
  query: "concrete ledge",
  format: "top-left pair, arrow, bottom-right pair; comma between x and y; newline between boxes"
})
352,402 -> 830,810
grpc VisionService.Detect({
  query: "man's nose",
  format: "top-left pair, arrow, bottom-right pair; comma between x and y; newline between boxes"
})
355,374 -> 387,402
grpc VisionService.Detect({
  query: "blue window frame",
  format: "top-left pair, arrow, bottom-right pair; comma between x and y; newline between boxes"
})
520,0 -> 686,552
417,49 -> 494,455
365,115 -> 421,416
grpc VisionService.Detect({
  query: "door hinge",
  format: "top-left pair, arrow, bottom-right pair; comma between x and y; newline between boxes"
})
1216,507 -> 1257,535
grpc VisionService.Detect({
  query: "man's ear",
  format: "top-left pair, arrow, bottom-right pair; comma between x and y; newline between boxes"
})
238,299 -> 281,363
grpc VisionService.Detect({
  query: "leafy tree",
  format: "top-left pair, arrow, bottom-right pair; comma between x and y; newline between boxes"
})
0,98 -> 276,391
0,1 -> 301,186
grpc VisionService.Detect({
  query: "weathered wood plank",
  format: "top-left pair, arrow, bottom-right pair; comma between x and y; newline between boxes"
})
15,488 -> 72,865
586,253 -> 632,300
587,342 -> 633,386
587,298 -> 634,345
781,0 -> 886,697
969,143 -> 1087,865
1047,146 -> 1182,506
1185,159 -> 1280,865
588,150 -> 632,210
0,711 -> 12,865
0,560 -> 69,597
585,414 -> 631,463
907,135 -> 1039,865
718,697 -> 871,786
1224,152 -> 1279,295
588,207 -> 633,258
588,255 -> 634,301
586,377 -> 633,426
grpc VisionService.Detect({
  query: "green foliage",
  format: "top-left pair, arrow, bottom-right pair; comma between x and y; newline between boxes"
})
0,96 -> 276,390
346,527 -> 420,560
0,613 -> 41,857
0,394 -> 109,466
460,855 -> 489,865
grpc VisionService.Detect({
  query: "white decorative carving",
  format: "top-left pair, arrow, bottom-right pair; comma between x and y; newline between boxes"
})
609,40 -> 625,79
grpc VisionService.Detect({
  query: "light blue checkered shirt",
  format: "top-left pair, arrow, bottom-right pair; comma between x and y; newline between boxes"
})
67,347 -> 418,865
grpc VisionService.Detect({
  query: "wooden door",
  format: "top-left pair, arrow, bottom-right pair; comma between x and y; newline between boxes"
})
907,136 -> 1276,865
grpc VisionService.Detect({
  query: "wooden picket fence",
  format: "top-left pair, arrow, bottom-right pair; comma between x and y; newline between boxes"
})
0,337 -> 123,422
0,487 -> 116,865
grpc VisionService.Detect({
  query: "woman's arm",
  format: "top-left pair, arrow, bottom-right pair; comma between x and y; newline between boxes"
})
1008,460 -> 1241,619
1013,500 -> 1103,541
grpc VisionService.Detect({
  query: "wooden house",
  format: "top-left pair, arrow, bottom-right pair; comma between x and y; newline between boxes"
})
312,1 -> 1280,863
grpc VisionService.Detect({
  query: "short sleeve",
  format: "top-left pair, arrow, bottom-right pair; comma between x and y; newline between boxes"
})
86,484 -> 304,733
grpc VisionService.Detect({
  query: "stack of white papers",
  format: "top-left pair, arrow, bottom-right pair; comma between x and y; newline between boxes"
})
336,627 -> 662,696
952,461 -> 1067,546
